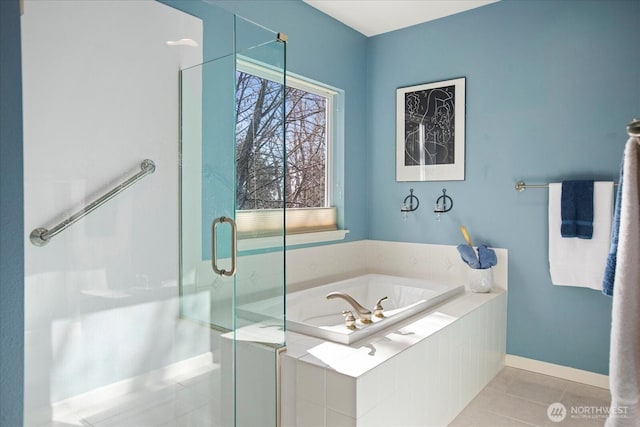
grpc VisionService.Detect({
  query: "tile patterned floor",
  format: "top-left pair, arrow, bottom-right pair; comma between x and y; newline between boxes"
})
449,367 -> 611,427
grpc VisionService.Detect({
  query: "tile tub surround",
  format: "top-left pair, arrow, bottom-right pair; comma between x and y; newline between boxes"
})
281,289 -> 507,427
285,240 -> 508,293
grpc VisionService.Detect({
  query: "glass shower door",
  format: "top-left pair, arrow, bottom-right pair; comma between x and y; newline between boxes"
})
179,15 -> 286,427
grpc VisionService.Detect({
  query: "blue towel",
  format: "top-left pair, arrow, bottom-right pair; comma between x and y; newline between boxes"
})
477,244 -> 497,269
561,180 -> 594,239
603,160 -> 624,296
456,244 -> 481,269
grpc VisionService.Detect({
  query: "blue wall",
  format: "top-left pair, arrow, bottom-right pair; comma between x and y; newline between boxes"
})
0,0 -> 25,424
367,0 -> 640,374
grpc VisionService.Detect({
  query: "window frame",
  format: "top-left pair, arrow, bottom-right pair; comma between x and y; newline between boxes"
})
235,57 -> 344,247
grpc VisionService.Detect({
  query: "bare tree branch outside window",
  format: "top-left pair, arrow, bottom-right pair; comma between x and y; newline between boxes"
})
235,71 -> 327,210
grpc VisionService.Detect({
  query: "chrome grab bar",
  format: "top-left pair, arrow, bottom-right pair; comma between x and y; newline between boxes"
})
211,216 -> 237,277
30,159 -> 156,246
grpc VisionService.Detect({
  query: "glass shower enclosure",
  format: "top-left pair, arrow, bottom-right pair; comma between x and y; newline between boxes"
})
179,15 -> 287,427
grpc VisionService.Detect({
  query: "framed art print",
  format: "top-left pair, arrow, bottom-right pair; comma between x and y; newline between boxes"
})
396,77 -> 465,181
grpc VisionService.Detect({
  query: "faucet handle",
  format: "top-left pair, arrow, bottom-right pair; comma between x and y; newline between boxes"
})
373,296 -> 388,318
342,310 -> 357,330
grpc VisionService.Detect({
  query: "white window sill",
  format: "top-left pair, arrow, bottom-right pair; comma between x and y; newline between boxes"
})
238,229 -> 349,252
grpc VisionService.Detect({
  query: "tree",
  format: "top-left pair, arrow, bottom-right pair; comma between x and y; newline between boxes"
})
235,71 -> 326,210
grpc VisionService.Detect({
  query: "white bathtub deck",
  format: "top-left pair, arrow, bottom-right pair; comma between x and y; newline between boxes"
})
281,288 -> 507,427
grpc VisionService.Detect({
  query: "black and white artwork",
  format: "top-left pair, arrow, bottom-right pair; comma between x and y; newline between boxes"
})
396,77 -> 465,181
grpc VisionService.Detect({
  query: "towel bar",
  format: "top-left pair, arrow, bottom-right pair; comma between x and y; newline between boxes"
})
628,117 -> 640,137
515,181 -> 618,192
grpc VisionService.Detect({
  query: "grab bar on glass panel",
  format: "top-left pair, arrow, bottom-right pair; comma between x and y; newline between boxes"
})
30,159 -> 156,246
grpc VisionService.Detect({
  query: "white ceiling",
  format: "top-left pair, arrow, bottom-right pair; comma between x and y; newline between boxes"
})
303,0 -> 499,37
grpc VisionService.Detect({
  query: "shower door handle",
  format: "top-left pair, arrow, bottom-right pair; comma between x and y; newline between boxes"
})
211,216 -> 237,277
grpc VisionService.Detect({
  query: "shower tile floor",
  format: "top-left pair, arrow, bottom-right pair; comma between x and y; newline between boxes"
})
56,365 -> 609,426
54,363 -> 224,427
449,367 -> 611,427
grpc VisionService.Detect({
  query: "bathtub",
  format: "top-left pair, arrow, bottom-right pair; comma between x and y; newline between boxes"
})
286,274 -> 464,344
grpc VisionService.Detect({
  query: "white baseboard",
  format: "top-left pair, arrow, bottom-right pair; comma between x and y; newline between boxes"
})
505,354 -> 609,389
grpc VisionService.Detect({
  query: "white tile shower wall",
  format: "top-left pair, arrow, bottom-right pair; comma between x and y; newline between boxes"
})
21,1 -> 205,424
284,293 -> 507,427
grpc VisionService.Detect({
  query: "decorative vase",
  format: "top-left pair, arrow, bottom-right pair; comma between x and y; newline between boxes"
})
469,267 -> 493,293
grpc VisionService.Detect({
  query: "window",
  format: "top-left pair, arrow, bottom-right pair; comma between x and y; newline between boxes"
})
235,59 -> 339,239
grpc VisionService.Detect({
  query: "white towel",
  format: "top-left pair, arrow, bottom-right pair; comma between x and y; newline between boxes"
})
607,137 -> 640,427
548,181 -> 613,289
